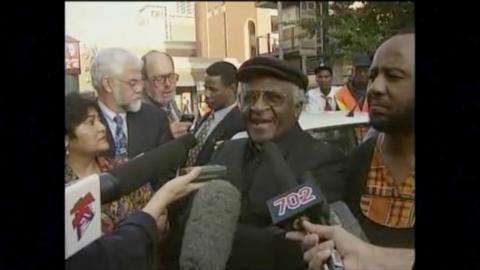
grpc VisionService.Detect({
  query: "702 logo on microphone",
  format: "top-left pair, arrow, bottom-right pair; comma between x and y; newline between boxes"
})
273,187 -> 316,216
267,182 -> 323,225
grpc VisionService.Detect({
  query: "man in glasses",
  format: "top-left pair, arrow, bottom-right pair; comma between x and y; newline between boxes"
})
91,47 -> 173,160
141,50 -> 191,139
200,56 -> 346,270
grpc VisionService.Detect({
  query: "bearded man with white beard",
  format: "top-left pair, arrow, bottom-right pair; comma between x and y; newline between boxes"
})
90,47 -> 173,160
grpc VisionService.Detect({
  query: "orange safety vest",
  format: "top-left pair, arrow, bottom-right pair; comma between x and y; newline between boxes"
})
334,85 -> 370,112
335,84 -> 370,143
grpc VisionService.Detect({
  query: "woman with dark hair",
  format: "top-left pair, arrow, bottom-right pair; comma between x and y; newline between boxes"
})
65,92 -> 109,181
65,92 -> 156,233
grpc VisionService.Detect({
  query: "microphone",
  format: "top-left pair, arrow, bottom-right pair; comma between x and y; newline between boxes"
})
261,142 -> 330,229
262,142 -> 345,270
100,133 -> 197,204
179,180 -> 241,270
65,134 -> 197,258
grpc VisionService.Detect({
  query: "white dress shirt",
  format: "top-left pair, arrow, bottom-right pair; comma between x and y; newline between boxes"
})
97,100 -> 128,141
305,86 -> 341,113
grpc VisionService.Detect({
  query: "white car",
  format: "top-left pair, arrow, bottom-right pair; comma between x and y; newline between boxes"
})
231,111 -> 371,154
232,111 -> 369,139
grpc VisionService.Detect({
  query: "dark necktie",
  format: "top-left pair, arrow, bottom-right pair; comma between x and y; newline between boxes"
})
113,115 -> 127,157
322,95 -> 332,111
185,112 -> 215,166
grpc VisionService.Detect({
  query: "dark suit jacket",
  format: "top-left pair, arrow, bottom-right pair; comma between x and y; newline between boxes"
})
95,101 -> 173,159
345,135 -> 414,248
167,124 -> 346,270
191,106 -> 246,166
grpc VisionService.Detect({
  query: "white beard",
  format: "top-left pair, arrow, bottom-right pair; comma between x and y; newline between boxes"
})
112,89 -> 142,113
125,98 -> 142,112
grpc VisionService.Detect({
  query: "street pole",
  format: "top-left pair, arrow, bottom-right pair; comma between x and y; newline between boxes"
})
278,1 -> 284,60
319,1 -> 324,64
302,55 -> 307,74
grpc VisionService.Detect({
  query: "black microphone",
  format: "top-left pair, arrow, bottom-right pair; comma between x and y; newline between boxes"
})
261,142 -> 330,229
179,180 -> 241,270
262,142 -> 345,270
100,134 -> 197,204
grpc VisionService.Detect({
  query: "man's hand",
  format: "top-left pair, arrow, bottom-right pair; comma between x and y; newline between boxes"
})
286,220 -> 414,270
142,167 -> 204,228
170,121 -> 192,138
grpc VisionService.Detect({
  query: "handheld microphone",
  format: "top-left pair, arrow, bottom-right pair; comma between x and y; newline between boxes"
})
65,134 -> 197,259
262,142 -> 344,270
179,180 -> 241,270
100,133 -> 197,204
261,142 -> 329,230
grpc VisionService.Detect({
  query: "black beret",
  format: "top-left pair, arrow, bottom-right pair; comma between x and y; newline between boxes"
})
237,56 -> 309,90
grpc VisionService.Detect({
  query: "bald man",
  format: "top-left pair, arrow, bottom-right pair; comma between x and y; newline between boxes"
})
286,28 -> 415,270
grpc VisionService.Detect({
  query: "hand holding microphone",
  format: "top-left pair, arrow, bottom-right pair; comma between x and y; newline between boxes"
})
286,220 -> 414,270
286,220 -> 364,270
143,167 -> 204,229
261,141 -> 344,270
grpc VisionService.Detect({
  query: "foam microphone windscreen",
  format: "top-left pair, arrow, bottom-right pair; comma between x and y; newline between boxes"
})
179,180 -> 241,270
100,134 -> 197,203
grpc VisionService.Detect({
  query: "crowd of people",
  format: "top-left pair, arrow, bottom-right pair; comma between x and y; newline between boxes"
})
65,28 -> 415,270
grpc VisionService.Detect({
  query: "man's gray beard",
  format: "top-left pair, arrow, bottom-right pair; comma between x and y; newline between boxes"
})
124,99 -> 142,112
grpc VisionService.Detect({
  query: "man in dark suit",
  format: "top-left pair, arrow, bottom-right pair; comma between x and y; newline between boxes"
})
141,50 -> 192,139
184,61 -> 246,166
90,47 -> 173,161
168,57 -> 346,270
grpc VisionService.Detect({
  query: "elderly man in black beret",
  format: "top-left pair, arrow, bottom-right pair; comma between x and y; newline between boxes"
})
205,56 -> 346,270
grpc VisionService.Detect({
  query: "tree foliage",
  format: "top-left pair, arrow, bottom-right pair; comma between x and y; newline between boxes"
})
300,1 -> 414,61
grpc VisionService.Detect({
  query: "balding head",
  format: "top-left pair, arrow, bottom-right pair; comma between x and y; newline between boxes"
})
141,51 -> 175,79
141,51 -> 178,105
367,32 -> 415,135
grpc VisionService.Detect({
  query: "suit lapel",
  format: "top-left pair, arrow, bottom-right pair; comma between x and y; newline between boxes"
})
199,107 -> 241,156
193,112 -> 211,134
126,111 -> 141,158
205,109 -> 233,142
95,102 -> 116,158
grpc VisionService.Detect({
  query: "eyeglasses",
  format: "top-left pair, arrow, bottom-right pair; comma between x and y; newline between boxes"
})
116,78 -> 144,89
148,73 -> 179,85
241,90 -> 287,107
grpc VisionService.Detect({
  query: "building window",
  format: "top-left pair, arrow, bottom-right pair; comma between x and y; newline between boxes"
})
248,21 -> 256,57
271,15 -> 278,33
